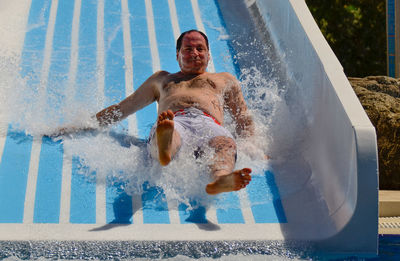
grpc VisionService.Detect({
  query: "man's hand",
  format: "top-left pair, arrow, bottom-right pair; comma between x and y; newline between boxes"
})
49,125 -> 96,137
96,104 -> 123,127
47,116 -> 100,137
49,102 -> 125,137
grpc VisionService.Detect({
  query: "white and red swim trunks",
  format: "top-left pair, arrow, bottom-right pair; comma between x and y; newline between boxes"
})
147,107 -> 234,159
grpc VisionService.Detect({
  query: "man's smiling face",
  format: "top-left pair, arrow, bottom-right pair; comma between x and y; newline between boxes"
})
176,31 -> 210,74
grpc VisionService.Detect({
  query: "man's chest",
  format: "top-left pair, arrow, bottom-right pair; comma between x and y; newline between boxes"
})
162,75 -> 224,95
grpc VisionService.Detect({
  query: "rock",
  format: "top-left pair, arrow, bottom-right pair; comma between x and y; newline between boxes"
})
348,76 -> 400,190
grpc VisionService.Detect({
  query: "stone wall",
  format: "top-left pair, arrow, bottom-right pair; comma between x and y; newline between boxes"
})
348,76 -> 400,190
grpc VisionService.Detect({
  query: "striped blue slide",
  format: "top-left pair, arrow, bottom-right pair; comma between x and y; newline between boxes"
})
0,0 -> 286,242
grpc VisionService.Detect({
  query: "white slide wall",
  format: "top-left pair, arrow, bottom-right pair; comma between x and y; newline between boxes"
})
251,0 -> 379,254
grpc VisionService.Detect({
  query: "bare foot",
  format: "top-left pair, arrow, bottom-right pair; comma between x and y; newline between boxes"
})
156,110 -> 175,166
205,168 -> 252,195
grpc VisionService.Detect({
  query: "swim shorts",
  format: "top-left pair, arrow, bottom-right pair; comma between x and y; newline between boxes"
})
147,107 -> 234,159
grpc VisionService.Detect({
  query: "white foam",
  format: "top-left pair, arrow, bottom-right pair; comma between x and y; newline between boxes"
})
0,0 -> 309,211
0,1 -> 31,57
0,46 -> 288,212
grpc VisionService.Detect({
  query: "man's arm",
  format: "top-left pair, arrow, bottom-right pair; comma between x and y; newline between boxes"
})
223,73 -> 271,160
223,73 -> 255,138
50,71 -> 165,136
96,71 -> 166,127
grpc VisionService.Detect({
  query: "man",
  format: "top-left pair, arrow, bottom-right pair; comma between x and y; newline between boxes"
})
88,30 -> 253,195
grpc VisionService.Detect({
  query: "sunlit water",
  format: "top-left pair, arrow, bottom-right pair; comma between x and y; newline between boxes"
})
0,36 -> 292,211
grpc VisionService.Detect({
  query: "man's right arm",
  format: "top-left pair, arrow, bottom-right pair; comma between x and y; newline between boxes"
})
96,71 -> 167,127
51,71 -> 166,136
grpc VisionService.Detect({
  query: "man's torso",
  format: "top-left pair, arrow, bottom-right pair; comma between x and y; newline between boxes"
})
157,72 -> 232,124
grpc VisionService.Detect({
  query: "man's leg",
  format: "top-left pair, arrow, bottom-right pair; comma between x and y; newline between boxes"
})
205,136 -> 252,195
156,110 -> 181,166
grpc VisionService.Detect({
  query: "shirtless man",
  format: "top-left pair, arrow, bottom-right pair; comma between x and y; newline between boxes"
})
93,30 -> 254,195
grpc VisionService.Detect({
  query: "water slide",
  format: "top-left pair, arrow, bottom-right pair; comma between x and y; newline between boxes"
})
0,0 -> 378,258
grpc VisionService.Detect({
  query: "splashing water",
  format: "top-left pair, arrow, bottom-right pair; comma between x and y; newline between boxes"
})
0,28 -> 301,212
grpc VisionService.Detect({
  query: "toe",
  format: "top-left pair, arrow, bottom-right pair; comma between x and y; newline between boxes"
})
158,112 -> 165,121
162,111 -> 168,118
243,168 -> 252,174
167,110 -> 174,120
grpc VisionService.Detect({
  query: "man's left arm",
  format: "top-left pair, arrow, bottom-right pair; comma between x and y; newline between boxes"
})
223,73 -> 271,160
223,73 -> 255,138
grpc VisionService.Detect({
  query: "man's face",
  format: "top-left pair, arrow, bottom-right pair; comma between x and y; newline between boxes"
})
176,32 -> 210,74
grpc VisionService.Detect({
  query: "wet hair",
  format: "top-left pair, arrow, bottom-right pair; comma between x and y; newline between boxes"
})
176,29 -> 209,52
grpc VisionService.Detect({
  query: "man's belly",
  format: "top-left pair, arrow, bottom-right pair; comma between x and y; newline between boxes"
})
158,94 -> 223,123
